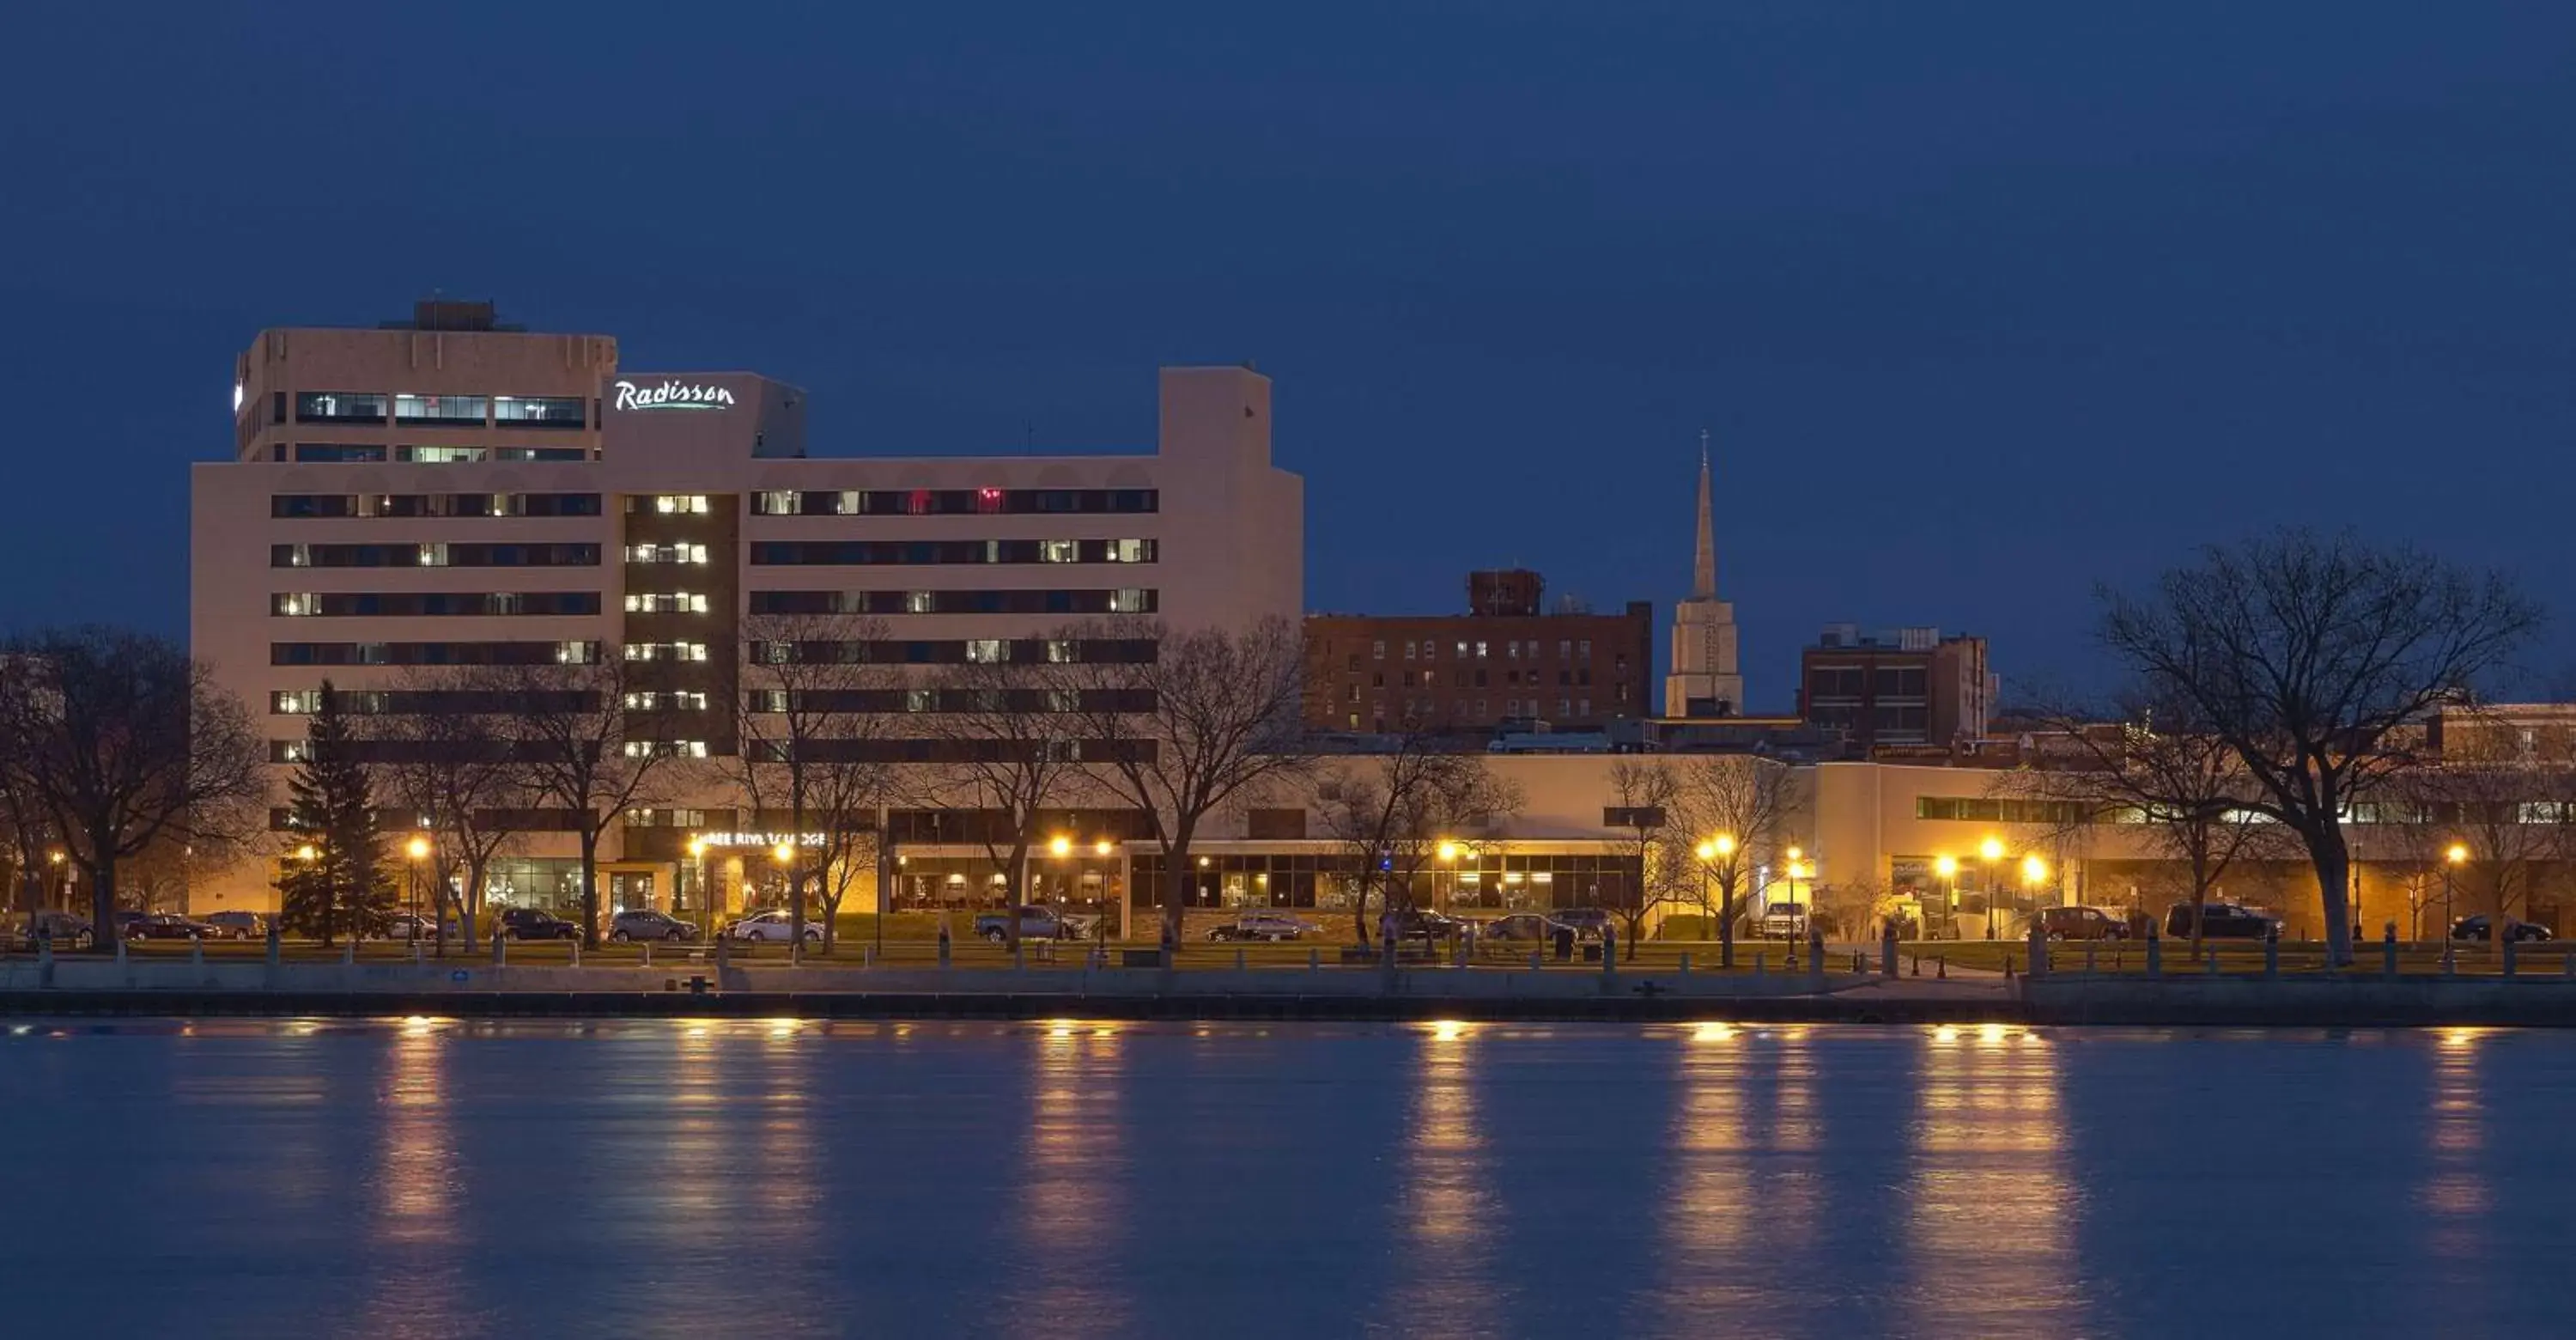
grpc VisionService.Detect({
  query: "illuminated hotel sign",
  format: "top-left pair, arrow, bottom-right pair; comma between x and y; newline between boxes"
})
613,379 -> 737,412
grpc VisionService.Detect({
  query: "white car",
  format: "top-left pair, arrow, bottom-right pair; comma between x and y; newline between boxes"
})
724,910 -> 824,943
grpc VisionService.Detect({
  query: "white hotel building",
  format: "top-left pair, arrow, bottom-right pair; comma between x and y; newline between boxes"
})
191,302 -> 1301,917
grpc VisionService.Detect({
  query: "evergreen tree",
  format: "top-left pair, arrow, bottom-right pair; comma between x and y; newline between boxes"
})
275,682 -> 394,943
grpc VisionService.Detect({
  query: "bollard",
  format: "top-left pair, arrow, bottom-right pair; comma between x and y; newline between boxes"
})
2145,930 -> 2161,979
1935,955 -> 1946,980
864,946 -> 875,969
1383,929 -> 1400,990
2503,935 -> 2518,979
570,941 -> 580,969
1679,953 -> 1692,976
495,933 -> 507,967
2564,948 -> 2574,979
1882,923 -> 1900,981
2263,929 -> 2280,981
642,941 -> 653,969
2026,923 -> 2048,979
1309,947 -> 1321,971
1911,954 -> 1920,978
37,935 -> 53,989
2205,946 -> 2220,977
411,940 -> 423,965
343,940 -> 355,967
1754,953 -> 1766,978
1603,927 -> 1619,978
2084,943 -> 2097,976
714,933 -> 730,973
1528,949 -> 1542,972
266,922 -> 282,971
191,937 -> 206,974
2385,924 -> 2400,982
1234,947 -> 1246,971
1012,941 -> 1024,972
115,935 -> 127,971
2003,954 -> 2014,982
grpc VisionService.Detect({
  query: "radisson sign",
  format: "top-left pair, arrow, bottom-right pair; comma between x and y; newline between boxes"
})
613,379 -> 737,412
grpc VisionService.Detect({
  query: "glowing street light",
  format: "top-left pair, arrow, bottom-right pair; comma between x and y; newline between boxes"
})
2444,842 -> 2469,965
1048,834 -> 1072,859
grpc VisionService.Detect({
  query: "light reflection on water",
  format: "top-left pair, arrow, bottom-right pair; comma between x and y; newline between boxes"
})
8,1020 -> 2576,1338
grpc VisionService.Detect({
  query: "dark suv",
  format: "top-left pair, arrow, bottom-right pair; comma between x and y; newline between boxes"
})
2038,906 -> 2130,941
2166,902 -> 2278,940
497,907 -> 580,941
2450,915 -> 2553,944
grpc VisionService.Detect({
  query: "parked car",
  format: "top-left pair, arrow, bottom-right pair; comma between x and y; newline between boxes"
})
1476,911 -> 1569,946
608,909 -> 701,942
127,912 -> 220,941
975,904 -> 1097,943
376,912 -> 437,941
18,911 -> 94,949
2038,906 -> 2132,941
2450,914 -> 2554,944
1206,911 -> 1320,942
1382,908 -> 1464,945
1759,900 -> 1808,940
1547,908 -> 1613,941
726,910 -> 825,943
112,909 -> 149,940
201,911 -> 265,941
496,907 -> 581,941
2165,902 -> 2279,940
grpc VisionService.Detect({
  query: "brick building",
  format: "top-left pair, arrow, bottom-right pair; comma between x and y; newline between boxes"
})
1305,570 -> 1652,734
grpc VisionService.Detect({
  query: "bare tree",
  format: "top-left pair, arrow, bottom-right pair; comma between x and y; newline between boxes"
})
2099,530 -> 2541,965
368,667 -> 540,953
1668,753 -> 1796,967
2387,707 -> 2576,932
1061,617 -> 1311,942
1602,758 -> 1681,947
0,628 -> 266,941
1310,728 -> 1521,946
734,613 -> 904,956
480,655 -> 686,948
2014,686 -> 2297,960
921,647 -> 1088,950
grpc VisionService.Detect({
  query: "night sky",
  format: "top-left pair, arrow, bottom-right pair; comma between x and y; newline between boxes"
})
8,3 -> 2573,707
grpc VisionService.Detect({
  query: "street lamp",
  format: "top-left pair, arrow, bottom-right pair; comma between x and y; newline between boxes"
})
405,836 -> 431,953
2020,854 -> 2048,938
1979,838 -> 2004,940
2444,842 -> 2467,968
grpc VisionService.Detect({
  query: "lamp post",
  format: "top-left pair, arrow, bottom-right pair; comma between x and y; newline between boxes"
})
1979,838 -> 2004,941
1935,855 -> 1958,941
687,838 -> 708,938
773,839 -> 797,961
406,835 -> 432,955
2020,854 -> 2048,941
2444,842 -> 2467,969
1091,838 -> 1115,945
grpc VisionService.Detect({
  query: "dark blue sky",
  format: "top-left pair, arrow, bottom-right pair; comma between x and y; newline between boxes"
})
7,3 -> 2573,707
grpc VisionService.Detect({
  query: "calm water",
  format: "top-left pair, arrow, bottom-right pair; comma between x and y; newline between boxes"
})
3,1019 -> 2570,1338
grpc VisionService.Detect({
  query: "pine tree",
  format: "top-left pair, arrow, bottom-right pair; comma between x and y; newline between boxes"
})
275,682 -> 394,943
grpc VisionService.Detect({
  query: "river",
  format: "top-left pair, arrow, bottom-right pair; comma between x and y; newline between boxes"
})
3,1019 -> 2567,1337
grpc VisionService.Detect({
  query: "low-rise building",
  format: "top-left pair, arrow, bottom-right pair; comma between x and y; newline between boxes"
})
1304,570 -> 1652,735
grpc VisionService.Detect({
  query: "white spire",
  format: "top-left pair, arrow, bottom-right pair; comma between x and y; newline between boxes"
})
1691,429 -> 1716,600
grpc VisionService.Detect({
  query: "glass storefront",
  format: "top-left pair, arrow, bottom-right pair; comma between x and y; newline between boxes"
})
1129,851 -> 1638,912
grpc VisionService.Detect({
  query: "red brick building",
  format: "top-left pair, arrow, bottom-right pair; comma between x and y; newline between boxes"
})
1306,570 -> 1653,734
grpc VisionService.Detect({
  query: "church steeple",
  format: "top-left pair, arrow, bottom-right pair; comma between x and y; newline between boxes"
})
1665,429 -> 1745,717
1691,429 -> 1716,600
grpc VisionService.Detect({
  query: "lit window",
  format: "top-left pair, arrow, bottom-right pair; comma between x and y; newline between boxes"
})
280,545 -> 312,568
755,490 -> 797,515
906,591 -> 933,614
623,740 -> 708,758
967,639 -> 1009,664
1045,640 -> 1079,664
1476,642 -> 1490,661
623,592 -> 709,614
1107,539 -> 1153,563
398,445 -> 487,464
273,594 -> 315,617
1040,539 -> 1078,563
1109,588 -> 1150,613
556,641 -> 600,664
272,690 -> 324,715
1403,643 -> 1417,661
417,544 -> 448,567
653,495 -> 710,515
494,395 -> 583,425
905,689 -> 933,713
1455,642 -> 1468,660
1373,641 -> 1386,661
1048,690 -> 1079,713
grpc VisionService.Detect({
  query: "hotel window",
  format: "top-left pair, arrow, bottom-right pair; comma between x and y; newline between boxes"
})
296,392 -> 387,423
623,740 -> 709,758
905,591 -> 933,614
271,690 -> 325,715
966,639 -> 1010,664
1045,640 -> 1080,664
394,394 -> 489,425
624,592 -> 709,614
1507,642 -> 1520,660
416,544 -> 448,567
1403,642 -> 1417,661
273,594 -> 316,617
1048,690 -> 1080,713
653,495 -> 710,515
974,488 -> 1004,515
495,447 -> 589,462
753,490 -> 798,515
1106,538 -> 1154,563
1455,641 -> 1468,660
1475,642 -> 1490,660
623,691 -> 710,711
279,545 -> 313,568
1039,539 -> 1078,563
272,740 -> 309,764
396,445 -> 487,464
556,641 -> 601,665
494,395 -> 585,427
623,643 -> 708,661
295,444 -> 386,463
1373,641 -> 1386,661
905,689 -> 934,713
629,543 -> 709,564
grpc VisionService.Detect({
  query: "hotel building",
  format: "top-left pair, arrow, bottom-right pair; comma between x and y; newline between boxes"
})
191,302 -> 1301,917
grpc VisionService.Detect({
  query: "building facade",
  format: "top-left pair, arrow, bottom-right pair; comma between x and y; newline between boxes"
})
1304,570 -> 1652,734
192,302 -> 1301,915
1796,624 -> 1994,751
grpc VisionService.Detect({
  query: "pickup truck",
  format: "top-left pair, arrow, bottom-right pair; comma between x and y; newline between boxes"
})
1759,900 -> 1808,940
975,905 -> 1098,943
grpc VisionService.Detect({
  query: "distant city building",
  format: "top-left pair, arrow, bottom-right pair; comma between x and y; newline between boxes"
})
1795,624 -> 1996,750
193,299 -> 1301,916
1664,435 -> 1744,717
1304,570 -> 1651,734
